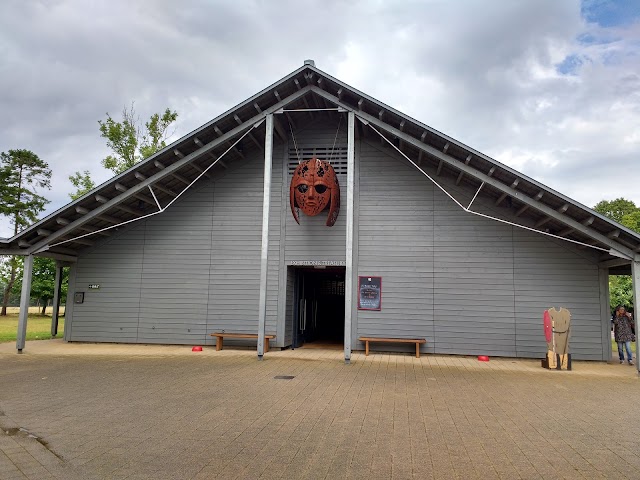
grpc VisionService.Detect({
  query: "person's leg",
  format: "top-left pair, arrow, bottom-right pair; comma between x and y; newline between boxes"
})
625,341 -> 633,363
618,342 -> 625,362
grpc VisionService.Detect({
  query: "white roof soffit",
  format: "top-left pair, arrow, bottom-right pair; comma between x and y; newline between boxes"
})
2,63 -> 640,260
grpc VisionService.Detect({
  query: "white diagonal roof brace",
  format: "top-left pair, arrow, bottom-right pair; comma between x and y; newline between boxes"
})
363,119 -> 628,258
46,121 -> 263,250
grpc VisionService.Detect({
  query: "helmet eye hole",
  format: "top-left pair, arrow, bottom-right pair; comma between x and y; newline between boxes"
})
297,184 -> 308,194
315,185 -> 327,194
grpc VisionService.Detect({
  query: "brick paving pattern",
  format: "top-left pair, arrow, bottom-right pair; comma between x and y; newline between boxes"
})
0,339 -> 639,479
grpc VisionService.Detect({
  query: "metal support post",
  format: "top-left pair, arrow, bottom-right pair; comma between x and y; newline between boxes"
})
257,114 -> 273,359
344,111 -> 355,364
51,262 -> 64,337
16,255 -> 34,353
632,260 -> 640,373
599,267 -> 612,361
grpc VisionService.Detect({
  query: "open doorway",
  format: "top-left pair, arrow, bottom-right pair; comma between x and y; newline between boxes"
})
291,267 -> 345,348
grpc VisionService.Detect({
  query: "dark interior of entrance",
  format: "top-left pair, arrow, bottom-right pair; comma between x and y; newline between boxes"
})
293,268 -> 345,348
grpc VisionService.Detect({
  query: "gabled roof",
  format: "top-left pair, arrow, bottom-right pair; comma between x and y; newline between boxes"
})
2,61 -> 639,265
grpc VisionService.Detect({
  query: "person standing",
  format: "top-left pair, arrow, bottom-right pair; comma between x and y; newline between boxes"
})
612,305 -> 635,365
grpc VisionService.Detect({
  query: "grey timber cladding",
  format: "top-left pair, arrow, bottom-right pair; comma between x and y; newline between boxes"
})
69,119 -> 606,360
356,141 -> 436,353
71,224 -> 145,343
284,120 -> 347,262
355,139 -> 604,360
70,144 -> 282,345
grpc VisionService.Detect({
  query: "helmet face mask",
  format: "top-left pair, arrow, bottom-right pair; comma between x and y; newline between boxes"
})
290,158 -> 340,226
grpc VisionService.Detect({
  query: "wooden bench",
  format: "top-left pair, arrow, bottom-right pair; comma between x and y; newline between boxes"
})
358,336 -> 426,358
210,333 -> 276,352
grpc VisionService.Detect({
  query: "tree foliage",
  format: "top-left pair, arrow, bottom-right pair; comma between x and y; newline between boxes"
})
98,103 -> 178,175
621,210 -> 640,232
30,258 -> 68,315
610,275 -> 633,310
0,149 -> 51,233
594,197 -> 639,312
69,104 -> 178,196
0,150 -> 51,315
68,170 -> 96,200
593,198 -> 638,225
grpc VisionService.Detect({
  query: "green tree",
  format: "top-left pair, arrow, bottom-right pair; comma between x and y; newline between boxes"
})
68,170 -> 96,200
98,103 -> 178,174
0,150 -> 51,316
594,197 -> 640,312
593,198 -> 637,224
30,258 -> 68,315
68,104 -> 178,197
610,275 -> 634,310
621,210 -> 640,232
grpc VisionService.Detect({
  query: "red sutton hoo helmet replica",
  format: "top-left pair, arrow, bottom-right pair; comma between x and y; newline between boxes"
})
290,157 -> 340,226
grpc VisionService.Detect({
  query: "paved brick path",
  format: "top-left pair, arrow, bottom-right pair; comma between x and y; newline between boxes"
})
0,340 -> 639,479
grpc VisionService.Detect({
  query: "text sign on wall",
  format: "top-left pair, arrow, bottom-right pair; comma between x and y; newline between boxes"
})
288,260 -> 346,266
358,276 -> 382,311
88,284 -> 100,290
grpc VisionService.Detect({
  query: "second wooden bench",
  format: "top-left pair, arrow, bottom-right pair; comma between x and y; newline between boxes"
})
358,336 -> 426,358
210,333 -> 276,352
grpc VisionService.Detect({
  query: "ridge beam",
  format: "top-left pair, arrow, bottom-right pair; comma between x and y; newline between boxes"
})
154,160 -> 191,185
193,138 -> 228,169
77,205 -> 121,223
214,125 -> 245,159
293,80 -> 313,118
535,204 -> 567,229
516,191 -> 543,217
175,149 -> 211,178
234,115 -> 263,151
96,194 -> 143,216
456,155 -> 472,185
495,179 -> 519,206
418,133 -> 428,165
134,172 -> 178,197
114,183 -> 156,206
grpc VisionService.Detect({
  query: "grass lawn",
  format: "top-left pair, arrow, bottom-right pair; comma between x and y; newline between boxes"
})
0,307 -> 65,343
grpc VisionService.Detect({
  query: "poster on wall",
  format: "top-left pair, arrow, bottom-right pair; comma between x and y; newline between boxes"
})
358,276 -> 382,311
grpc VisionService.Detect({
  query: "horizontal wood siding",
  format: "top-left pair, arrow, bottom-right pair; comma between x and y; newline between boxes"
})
70,224 -> 145,343
433,188 -> 516,357
354,140 -> 603,359
513,229 -> 602,360
285,120 -> 347,262
137,181 -> 213,344
266,144 -> 283,339
207,150 -> 263,337
68,120 -> 605,360
356,141 -> 435,353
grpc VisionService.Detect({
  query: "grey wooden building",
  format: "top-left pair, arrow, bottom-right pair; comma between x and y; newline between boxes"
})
3,60 -> 639,364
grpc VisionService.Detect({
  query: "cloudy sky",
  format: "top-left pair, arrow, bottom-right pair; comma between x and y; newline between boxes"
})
1,0 -> 639,237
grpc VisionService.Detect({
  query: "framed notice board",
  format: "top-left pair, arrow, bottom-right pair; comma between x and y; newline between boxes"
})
358,276 -> 382,311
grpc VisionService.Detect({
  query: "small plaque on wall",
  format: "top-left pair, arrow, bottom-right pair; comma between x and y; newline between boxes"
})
88,284 -> 100,290
74,292 -> 85,304
358,276 -> 382,311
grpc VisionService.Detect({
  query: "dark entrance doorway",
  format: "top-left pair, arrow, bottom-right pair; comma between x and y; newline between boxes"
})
293,268 -> 345,348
